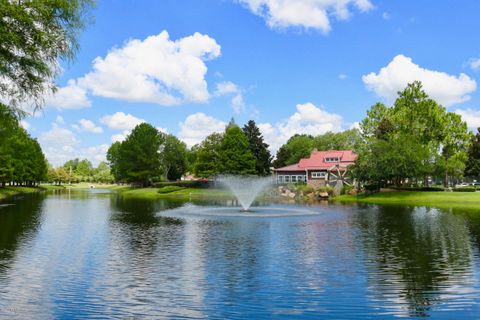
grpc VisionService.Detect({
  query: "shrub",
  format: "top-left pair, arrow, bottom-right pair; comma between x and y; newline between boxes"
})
364,184 -> 380,192
453,186 -> 476,192
341,185 -> 353,195
391,186 -> 445,192
317,186 -> 334,196
153,180 -> 212,189
157,186 -> 185,194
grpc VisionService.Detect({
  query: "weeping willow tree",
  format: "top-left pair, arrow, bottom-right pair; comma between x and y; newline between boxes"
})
0,0 -> 94,114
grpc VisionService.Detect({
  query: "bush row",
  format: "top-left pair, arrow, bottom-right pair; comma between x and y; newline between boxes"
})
453,186 -> 477,192
153,180 -> 213,189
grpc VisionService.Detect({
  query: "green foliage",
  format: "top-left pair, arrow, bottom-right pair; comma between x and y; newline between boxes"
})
153,180 -> 212,189
243,120 -> 272,175
465,128 -> 480,178
218,125 -> 256,175
0,0 -> 94,113
193,132 -> 223,178
273,134 -> 314,167
157,186 -> 185,194
0,104 -> 48,185
354,81 -> 471,187
162,134 -> 188,181
273,129 -> 362,168
116,123 -> 165,186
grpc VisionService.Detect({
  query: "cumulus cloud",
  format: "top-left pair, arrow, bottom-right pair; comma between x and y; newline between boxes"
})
178,112 -> 226,147
72,119 -> 103,134
39,123 -> 109,166
362,54 -> 477,107
455,109 -> 480,130
238,0 -> 373,33
73,31 -> 221,105
259,102 -> 343,152
111,130 -> 131,143
214,81 -> 246,113
45,80 -> 91,110
100,112 -> 145,131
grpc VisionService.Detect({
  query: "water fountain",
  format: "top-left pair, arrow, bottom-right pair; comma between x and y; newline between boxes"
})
158,175 -> 319,218
217,175 -> 273,211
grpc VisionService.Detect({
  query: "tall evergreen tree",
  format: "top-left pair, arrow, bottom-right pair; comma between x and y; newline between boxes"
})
465,128 -> 480,178
242,120 -> 272,175
218,125 -> 256,175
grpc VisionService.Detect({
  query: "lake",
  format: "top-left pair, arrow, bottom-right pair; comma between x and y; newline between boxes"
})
1,189 -> 480,319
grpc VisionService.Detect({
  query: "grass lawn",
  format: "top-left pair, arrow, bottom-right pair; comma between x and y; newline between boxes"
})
116,187 -> 234,200
336,191 -> 480,210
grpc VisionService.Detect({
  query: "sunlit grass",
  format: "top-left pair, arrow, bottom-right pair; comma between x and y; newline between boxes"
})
336,191 -> 480,210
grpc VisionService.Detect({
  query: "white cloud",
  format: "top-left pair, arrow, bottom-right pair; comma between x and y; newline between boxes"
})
362,54 -> 477,107
259,102 -> 343,152
238,0 -> 373,33
469,58 -> 480,71
100,112 -> 145,131
39,123 -> 109,166
178,112 -> 226,147
76,31 -> 221,105
338,74 -> 348,80
72,119 -> 103,134
455,109 -> 480,130
20,120 -> 30,130
111,130 -> 131,143
45,80 -> 91,110
214,81 -> 246,114
382,12 -> 390,20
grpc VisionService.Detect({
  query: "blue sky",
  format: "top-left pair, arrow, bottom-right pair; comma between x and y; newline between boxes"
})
23,0 -> 480,166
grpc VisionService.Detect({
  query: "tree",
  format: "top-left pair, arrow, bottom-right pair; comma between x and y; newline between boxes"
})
313,129 -> 363,151
218,125 -> 256,175
75,159 -> 93,181
93,162 -> 113,183
107,142 -> 122,182
0,0 -> 94,113
242,120 -> 272,175
116,123 -> 164,186
465,128 -> 480,179
355,81 -> 471,187
161,134 -> 188,181
193,132 -> 223,178
273,134 -> 314,168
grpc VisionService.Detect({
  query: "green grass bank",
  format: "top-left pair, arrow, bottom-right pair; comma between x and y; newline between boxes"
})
0,185 -> 66,201
336,191 -> 480,209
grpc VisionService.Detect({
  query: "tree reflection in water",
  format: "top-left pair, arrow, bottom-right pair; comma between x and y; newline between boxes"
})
354,204 -> 477,317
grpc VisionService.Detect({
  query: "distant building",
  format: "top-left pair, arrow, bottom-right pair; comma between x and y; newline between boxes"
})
273,150 -> 357,188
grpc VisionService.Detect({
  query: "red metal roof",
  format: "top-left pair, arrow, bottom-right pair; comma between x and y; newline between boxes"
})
274,150 -> 357,172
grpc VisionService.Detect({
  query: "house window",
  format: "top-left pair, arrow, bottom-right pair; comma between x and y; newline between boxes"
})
278,175 -> 284,183
298,175 -> 305,182
311,171 -> 327,178
285,176 -> 290,182
291,176 -> 297,183
325,157 -> 340,162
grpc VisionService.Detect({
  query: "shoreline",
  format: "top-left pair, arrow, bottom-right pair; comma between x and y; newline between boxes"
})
335,191 -> 480,210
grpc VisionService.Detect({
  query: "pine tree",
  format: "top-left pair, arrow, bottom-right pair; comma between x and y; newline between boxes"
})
218,125 -> 256,175
242,120 -> 272,175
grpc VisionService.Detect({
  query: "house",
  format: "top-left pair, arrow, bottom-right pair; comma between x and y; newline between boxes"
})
273,150 -> 357,188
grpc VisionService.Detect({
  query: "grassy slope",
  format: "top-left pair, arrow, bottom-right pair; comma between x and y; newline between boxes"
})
0,185 -> 64,200
336,191 -> 480,209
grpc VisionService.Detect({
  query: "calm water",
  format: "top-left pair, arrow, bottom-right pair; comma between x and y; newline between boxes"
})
1,190 -> 480,319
